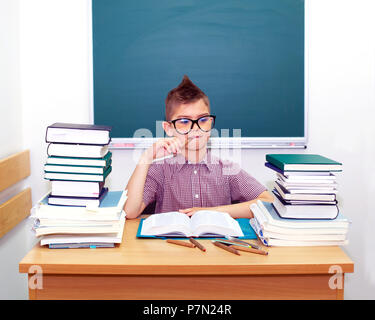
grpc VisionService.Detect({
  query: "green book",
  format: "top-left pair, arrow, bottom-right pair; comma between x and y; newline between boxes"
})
44,165 -> 112,182
266,154 -> 342,172
46,151 -> 112,167
44,160 -> 112,175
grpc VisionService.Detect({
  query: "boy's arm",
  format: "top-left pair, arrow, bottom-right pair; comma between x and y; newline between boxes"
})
179,190 -> 274,219
123,157 -> 150,219
124,138 -> 183,219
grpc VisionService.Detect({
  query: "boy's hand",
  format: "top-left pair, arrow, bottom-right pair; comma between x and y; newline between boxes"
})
179,207 -> 205,217
141,137 -> 183,164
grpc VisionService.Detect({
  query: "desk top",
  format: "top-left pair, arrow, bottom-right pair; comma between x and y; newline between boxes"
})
19,218 -> 354,276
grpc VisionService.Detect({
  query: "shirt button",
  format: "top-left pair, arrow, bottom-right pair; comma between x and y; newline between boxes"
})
194,194 -> 199,199
193,170 -> 197,174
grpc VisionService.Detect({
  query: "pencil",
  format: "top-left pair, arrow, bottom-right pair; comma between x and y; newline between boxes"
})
189,237 -> 206,252
166,239 -> 196,248
230,245 -> 268,255
212,241 -> 240,255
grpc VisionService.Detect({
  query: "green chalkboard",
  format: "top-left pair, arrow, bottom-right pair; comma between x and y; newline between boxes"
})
92,0 -> 305,142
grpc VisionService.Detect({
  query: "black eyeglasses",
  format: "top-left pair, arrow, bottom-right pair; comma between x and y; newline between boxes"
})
168,115 -> 216,135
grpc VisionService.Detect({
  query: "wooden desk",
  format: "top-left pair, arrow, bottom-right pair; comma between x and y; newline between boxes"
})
19,218 -> 354,300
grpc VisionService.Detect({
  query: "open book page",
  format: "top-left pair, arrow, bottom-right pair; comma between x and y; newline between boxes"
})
141,211 -> 192,237
190,210 -> 244,237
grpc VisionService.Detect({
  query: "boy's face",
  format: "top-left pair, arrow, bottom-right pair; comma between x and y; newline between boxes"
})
163,99 -> 211,152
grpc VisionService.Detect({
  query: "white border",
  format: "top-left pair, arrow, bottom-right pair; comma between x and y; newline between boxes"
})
88,0 -> 308,149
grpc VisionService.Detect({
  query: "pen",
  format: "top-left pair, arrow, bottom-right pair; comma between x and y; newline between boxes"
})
166,239 -> 196,248
189,237 -> 206,252
212,241 -> 240,255
230,245 -> 268,256
152,154 -> 175,163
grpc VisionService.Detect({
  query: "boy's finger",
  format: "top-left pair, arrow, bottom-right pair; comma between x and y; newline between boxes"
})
179,208 -> 191,213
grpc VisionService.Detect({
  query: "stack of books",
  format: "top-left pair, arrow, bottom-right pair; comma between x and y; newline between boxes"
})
249,154 -> 349,246
32,190 -> 127,248
44,123 -> 113,206
31,122 -> 128,248
250,200 -> 349,246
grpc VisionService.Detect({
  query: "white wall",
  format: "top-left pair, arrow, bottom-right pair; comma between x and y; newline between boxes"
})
0,0 -> 32,300
1,0 -> 373,299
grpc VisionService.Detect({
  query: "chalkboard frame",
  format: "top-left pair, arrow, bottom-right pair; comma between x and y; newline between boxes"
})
88,0 -> 308,149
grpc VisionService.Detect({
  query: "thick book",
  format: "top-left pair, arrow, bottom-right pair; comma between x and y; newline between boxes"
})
276,172 -> 336,183
266,154 -> 342,172
250,219 -> 348,247
274,181 -> 336,202
47,143 -> 109,158
46,151 -> 112,167
44,165 -> 112,182
47,187 -> 108,207
33,190 -> 127,221
272,191 -> 339,219
249,201 -> 349,246
45,122 -> 112,145
40,214 -> 126,247
272,189 -> 337,205
250,200 -> 349,229
139,211 -> 244,238
276,174 -> 337,188
44,161 -> 112,175
51,180 -> 104,198
274,180 -> 337,194
34,211 -> 125,237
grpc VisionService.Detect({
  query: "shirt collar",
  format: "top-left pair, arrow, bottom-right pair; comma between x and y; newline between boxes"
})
167,151 -> 216,172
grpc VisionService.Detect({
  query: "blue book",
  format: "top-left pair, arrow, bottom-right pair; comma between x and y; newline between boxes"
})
41,190 -> 126,209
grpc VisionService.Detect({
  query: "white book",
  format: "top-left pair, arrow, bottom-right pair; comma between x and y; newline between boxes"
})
51,180 -> 104,198
34,223 -> 120,237
272,192 -> 339,219
46,123 -> 111,145
281,172 -> 336,179
251,222 -> 347,235
276,178 -> 338,190
47,143 -> 108,158
274,182 -> 336,201
250,201 -> 350,229
44,164 -> 108,174
34,211 -> 126,237
40,214 -> 125,246
250,218 -> 348,247
275,182 -> 337,194
261,238 -> 348,247
32,191 -> 127,221
141,211 -> 244,238
260,230 -> 346,241
277,173 -> 337,183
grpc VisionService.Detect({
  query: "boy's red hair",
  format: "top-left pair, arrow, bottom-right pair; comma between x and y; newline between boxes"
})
165,75 -> 210,120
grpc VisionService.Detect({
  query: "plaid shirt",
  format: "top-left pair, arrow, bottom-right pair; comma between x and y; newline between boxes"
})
143,152 -> 267,213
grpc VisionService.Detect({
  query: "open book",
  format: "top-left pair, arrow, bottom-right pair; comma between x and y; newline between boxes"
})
140,210 -> 244,238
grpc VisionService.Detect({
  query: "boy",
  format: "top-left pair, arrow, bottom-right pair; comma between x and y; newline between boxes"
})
124,75 -> 273,219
